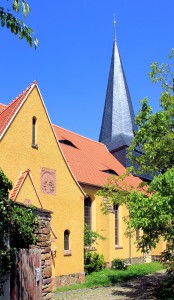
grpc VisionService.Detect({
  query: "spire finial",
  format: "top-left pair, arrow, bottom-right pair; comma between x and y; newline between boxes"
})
114,14 -> 116,41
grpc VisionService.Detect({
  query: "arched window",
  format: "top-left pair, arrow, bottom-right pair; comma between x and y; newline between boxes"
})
114,204 -> 119,245
32,116 -> 38,148
64,230 -> 70,250
84,197 -> 91,227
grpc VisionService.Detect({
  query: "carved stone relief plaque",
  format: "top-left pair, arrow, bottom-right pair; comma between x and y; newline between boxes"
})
40,168 -> 56,195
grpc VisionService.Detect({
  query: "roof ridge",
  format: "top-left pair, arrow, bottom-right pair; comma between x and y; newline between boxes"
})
0,81 -> 37,137
1,81 -> 36,114
0,104 -> 7,113
53,124 -> 106,146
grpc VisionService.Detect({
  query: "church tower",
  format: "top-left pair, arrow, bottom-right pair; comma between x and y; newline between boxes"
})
99,21 -> 137,167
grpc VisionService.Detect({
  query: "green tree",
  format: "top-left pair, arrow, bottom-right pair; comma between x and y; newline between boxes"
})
0,0 -> 38,48
97,49 -> 174,272
0,169 -> 38,295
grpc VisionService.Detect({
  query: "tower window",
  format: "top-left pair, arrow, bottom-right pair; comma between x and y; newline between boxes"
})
32,116 -> 38,149
84,197 -> 91,228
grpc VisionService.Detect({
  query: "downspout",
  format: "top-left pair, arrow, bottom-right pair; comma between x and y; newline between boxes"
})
129,230 -> 132,264
129,208 -> 132,264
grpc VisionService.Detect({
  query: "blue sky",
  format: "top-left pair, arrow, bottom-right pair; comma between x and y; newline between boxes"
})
0,0 -> 174,140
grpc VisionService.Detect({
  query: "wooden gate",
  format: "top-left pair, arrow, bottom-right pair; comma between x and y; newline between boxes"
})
11,248 -> 41,300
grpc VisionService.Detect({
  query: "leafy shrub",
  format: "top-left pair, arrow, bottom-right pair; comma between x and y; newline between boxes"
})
111,258 -> 128,271
84,251 -> 105,274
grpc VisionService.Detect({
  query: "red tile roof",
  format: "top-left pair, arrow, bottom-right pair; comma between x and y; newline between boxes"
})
0,82 -> 141,191
0,103 -> 7,113
0,81 -> 36,138
53,125 -> 141,188
10,169 -> 30,201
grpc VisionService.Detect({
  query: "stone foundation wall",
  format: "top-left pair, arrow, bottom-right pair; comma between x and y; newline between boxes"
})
105,256 -> 145,269
152,255 -> 161,262
52,272 -> 85,289
33,208 -> 52,300
126,256 -> 145,264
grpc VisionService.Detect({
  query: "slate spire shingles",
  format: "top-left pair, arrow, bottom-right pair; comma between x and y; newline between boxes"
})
99,25 -> 137,166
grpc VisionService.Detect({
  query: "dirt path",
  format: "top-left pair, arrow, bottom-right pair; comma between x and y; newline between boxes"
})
52,270 -> 167,300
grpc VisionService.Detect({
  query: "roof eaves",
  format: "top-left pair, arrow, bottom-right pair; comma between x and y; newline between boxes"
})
10,169 -> 30,201
79,181 -> 102,189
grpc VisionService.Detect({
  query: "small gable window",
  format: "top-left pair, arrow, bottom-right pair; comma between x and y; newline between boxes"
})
102,169 -> 117,175
59,140 -> 77,148
32,116 -> 38,149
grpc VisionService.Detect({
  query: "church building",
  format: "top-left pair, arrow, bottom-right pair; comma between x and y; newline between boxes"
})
0,24 -> 165,290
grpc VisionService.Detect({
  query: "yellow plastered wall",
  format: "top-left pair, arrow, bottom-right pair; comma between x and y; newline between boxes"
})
0,87 -> 84,277
15,175 -> 41,207
82,184 -> 144,263
151,238 -> 166,256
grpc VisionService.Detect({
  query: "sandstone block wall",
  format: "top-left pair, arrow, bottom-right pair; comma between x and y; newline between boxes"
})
33,208 -> 53,300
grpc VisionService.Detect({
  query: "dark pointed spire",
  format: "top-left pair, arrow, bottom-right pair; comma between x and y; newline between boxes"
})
99,21 -> 137,167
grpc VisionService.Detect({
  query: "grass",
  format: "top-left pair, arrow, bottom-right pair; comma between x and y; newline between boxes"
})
55,262 -> 163,292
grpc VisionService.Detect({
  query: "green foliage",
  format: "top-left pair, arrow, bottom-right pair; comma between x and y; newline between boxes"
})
97,50 -> 174,271
0,0 -> 38,48
84,251 -> 105,274
96,173 -> 130,215
125,50 -> 174,255
84,225 -> 105,275
0,168 -> 38,294
124,167 -> 174,252
111,258 -> 128,271
128,49 -> 174,176
128,95 -> 174,175
149,48 -> 174,91
84,223 -> 105,248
